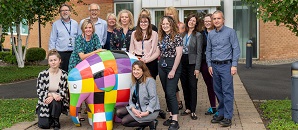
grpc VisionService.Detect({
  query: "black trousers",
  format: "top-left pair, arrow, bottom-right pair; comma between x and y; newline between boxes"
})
58,51 -> 72,72
180,54 -> 198,112
158,57 -> 182,115
37,100 -> 62,129
116,107 -> 151,127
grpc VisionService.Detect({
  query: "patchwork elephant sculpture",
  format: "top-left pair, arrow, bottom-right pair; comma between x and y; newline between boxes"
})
68,50 -> 138,130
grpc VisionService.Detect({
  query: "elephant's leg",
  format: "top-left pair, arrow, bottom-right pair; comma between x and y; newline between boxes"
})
92,105 -> 115,130
69,93 -> 90,126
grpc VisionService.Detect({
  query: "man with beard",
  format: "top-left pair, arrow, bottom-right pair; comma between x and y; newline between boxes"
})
79,3 -> 107,47
49,4 -> 78,72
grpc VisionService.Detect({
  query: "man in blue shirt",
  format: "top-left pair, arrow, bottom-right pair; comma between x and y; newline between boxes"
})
78,3 -> 107,47
206,10 -> 240,127
49,4 -> 78,72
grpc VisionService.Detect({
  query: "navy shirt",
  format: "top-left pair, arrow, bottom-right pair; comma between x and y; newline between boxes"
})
206,25 -> 240,67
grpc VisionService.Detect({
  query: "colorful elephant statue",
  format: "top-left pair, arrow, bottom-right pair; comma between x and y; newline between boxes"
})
68,50 -> 138,130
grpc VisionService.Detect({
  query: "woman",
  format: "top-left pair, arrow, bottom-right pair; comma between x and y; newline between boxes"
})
110,9 -> 134,51
179,14 -> 203,120
139,8 -> 158,32
164,6 -> 185,34
164,6 -> 184,110
68,19 -> 104,120
200,14 -> 218,115
36,49 -> 69,129
145,16 -> 183,130
116,61 -> 160,130
103,13 -> 117,50
129,14 -> 158,79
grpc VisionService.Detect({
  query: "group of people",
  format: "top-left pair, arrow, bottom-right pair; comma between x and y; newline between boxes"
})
36,2 -> 240,130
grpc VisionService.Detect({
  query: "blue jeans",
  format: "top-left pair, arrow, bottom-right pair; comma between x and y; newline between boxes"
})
212,62 -> 234,119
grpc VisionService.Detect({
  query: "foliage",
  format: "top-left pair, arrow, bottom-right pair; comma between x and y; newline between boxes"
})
25,47 -> 46,62
3,54 -> 17,64
0,98 -> 37,129
242,0 -> 298,36
0,51 -> 10,60
0,66 -> 47,83
260,100 -> 298,129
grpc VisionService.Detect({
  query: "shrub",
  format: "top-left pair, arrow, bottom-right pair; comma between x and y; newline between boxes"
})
0,52 -> 11,60
3,54 -> 17,64
25,47 -> 46,62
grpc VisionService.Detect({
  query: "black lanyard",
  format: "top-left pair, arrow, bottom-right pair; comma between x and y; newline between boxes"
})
61,19 -> 71,35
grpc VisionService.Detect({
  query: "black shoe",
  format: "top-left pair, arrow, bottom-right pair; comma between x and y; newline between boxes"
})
219,118 -> 232,127
180,109 -> 191,116
178,101 -> 183,110
159,110 -> 166,119
205,107 -> 217,115
135,126 -> 146,130
163,116 -> 172,126
53,118 -> 60,130
168,120 -> 180,130
211,116 -> 224,123
190,113 -> 198,120
149,119 -> 158,130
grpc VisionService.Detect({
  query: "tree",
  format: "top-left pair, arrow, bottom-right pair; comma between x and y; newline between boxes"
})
243,0 -> 298,36
0,0 -> 69,67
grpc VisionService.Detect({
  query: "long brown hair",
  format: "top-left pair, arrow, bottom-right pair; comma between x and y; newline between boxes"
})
184,13 -> 200,35
135,15 -> 152,41
131,61 -> 152,84
158,16 -> 178,42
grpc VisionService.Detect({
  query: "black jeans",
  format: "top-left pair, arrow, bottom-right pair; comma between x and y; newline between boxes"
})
37,100 -> 62,129
180,54 -> 198,112
158,57 -> 182,115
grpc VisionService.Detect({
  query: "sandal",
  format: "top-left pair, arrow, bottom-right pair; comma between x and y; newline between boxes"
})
78,112 -> 85,121
178,101 -> 183,110
180,109 -> 191,116
191,113 -> 198,120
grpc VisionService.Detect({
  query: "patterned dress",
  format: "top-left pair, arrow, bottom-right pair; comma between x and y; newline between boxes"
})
68,33 -> 101,72
110,28 -> 134,51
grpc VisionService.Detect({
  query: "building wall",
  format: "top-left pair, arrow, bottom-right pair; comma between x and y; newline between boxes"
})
259,20 -> 298,60
3,0 -> 114,51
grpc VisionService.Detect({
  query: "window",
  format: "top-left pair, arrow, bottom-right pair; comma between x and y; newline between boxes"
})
7,19 -> 29,35
114,2 -> 134,16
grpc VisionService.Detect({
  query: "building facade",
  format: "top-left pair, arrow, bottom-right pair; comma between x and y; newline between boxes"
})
3,0 -> 298,61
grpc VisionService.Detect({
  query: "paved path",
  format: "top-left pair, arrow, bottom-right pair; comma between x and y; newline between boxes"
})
5,74 -> 265,130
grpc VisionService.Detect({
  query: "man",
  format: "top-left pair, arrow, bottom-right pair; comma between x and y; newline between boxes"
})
79,3 -> 107,47
206,10 -> 240,127
49,4 -> 78,72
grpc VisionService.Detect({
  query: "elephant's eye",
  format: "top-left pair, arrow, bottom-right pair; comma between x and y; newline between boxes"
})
73,84 -> 77,89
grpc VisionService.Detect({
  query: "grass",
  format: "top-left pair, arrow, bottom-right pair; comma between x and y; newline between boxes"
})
0,66 -> 47,84
0,98 -> 38,129
260,100 -> 298,129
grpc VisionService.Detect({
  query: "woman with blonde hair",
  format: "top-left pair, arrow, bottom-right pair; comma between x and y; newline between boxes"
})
104,13 -> 118,50
110,9 -> 135,51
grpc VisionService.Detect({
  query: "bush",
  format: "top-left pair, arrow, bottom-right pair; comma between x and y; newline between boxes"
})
25,47 -> 46,62
0,52 -> 11,60
3,54 -> 17,64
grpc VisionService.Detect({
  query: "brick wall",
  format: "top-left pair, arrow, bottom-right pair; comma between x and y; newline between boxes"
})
259,20 -> 298,60
2,0 -> 114,52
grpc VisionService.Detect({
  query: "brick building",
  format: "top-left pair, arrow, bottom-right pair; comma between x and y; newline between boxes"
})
2,0 -> 298,61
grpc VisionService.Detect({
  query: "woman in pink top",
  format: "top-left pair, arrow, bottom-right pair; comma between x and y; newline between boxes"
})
129,15 -> 158,79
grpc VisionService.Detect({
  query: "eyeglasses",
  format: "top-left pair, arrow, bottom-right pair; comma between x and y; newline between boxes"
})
90,9 -> 99,12
60,10 -> 70,12
140,21 -> 148,24
204,21 -> 212,23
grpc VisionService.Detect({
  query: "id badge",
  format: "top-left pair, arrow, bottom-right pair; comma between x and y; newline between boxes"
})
121,48 -> 126,51
68,38 -> 73,47
162,59 -> 167,67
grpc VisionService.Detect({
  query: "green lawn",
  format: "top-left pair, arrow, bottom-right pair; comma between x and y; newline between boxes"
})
0,66 -> 47,84
260,100 -> 298,129
0,98 -> 37,129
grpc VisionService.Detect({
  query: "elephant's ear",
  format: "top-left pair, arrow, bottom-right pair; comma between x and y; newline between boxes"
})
94,67 -> 116,92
